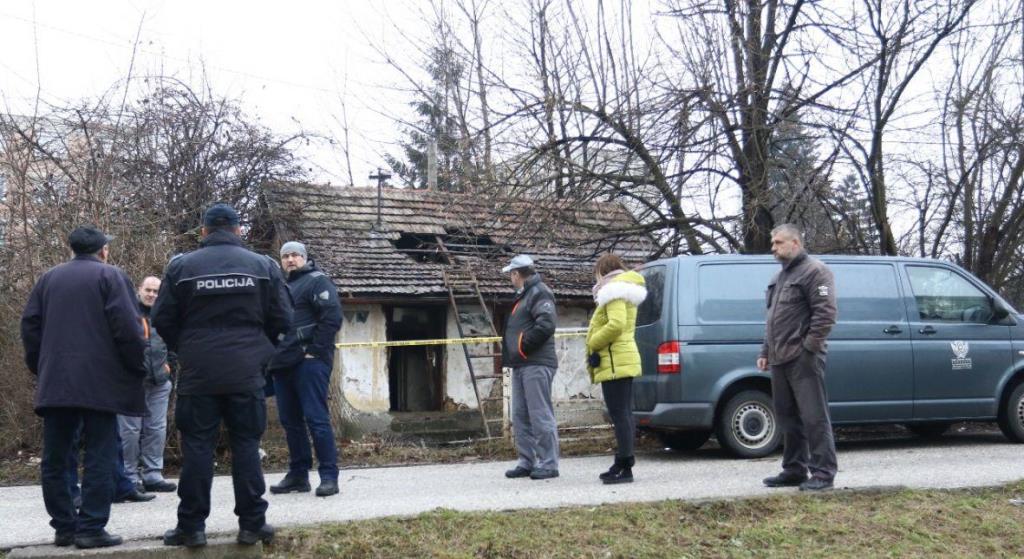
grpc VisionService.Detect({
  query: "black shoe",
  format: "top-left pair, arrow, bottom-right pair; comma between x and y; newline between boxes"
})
114,488 -> 156,503
74,530 -> 123,549
316,479 -> 339,497
529,468 -> 559,480
54,533 -> 74,547
163,527 -> 207,548
602,456 -> 634,485
763,472 -> 808,488
504,466 -> 532,479
270,472 -> 310,494
799,477 -> 834,492
237,524 -> 275,546
144,480 -> 177,492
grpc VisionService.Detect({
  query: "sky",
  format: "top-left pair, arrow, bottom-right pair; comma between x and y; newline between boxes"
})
0,0 -> 437,185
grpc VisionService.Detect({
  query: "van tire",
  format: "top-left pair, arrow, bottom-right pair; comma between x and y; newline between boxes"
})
657,430 -> 712,451
905,422 -> 951,438
998,383 -> 1024,443
715,390 -> 780,459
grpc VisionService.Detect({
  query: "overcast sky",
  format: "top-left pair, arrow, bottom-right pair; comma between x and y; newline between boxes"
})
0,0 -> 445,184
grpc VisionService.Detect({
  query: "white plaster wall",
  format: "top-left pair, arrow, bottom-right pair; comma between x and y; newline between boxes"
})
445,305 -> 604,408
336,304 -> 390,412
445,305 -> 498,407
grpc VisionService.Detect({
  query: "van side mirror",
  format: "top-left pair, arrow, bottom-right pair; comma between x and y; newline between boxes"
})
992,299 -> 1011,321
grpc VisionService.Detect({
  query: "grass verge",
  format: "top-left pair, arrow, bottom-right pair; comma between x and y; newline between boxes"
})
268,481 -> 1024,558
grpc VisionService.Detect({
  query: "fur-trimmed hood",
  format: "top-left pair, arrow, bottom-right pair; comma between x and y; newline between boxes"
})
595,270 -> 647,307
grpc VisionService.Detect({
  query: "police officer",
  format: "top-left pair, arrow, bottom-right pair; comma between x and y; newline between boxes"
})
152,203 -> 292,548
758,224 -> 838,491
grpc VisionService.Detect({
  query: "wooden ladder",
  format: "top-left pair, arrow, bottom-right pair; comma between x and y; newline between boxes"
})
442,266 -> 504,438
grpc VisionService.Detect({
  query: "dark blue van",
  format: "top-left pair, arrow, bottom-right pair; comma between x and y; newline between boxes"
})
633,255 -> 1024,457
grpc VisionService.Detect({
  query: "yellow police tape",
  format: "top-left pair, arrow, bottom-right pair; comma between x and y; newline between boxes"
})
335,331 -> 586,349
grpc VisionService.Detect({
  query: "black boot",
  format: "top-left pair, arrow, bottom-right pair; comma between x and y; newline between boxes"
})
601,456 -> 634,485
270,472 -> 310,494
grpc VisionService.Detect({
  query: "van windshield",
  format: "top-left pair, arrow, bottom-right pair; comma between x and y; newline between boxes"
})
637,266 -> 665,326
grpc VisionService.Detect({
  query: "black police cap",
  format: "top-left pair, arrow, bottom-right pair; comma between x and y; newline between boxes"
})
203,203 -> 240,227
68,225 -> 113,255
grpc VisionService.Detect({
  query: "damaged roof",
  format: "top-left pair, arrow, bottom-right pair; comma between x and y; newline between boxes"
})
264,182 -> 654,300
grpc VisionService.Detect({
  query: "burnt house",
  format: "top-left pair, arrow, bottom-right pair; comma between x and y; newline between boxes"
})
264,182 -> 652,437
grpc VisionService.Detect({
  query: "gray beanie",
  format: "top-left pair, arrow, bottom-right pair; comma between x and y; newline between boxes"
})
280,241 -> 307,258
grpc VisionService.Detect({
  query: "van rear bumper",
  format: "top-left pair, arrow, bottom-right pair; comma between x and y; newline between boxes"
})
633,403 -> 715,430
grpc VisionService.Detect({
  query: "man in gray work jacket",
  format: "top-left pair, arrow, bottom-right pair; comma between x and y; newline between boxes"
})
500,255 -> 560,480
757,224 -> 838,492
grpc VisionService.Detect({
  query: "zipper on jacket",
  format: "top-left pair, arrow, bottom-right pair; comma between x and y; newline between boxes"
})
608,346 -> 616,376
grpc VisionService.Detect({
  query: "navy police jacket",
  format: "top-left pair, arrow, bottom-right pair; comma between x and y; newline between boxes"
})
268,259 -> 342,372
152,229 -> 293,396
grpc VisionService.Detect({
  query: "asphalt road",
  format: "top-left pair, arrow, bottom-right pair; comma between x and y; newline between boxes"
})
2,432 -> 1022,550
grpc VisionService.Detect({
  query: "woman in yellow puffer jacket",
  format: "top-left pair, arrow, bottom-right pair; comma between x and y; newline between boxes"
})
586,253 -> 646,484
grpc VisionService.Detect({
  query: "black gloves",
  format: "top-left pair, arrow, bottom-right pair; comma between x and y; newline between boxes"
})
588,352 -> 601,368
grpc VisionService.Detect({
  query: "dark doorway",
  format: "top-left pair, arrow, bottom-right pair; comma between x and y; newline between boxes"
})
386,306 -> 446,412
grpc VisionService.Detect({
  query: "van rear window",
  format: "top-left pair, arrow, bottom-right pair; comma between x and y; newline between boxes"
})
637,266 -> 665,326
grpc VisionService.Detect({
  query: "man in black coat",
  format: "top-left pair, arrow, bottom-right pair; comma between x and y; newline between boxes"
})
21,226 -> 147,549
152,203 -> 292,548
266,241 -> 343,497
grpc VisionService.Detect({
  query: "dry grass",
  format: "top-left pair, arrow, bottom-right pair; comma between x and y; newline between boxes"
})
267,482 -> 1024,558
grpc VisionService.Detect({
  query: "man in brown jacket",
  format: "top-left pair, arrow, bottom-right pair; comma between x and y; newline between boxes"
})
757,224 -> 838,491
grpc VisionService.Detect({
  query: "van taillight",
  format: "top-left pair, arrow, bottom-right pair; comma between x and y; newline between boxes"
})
657,341 -> 681,374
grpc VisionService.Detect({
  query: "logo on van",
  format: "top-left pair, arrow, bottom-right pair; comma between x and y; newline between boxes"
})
951,340 -> 972,370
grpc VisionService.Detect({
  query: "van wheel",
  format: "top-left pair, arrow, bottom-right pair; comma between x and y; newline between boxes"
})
998,383 -> 1024,443
657,430 -> 712,451
715,390 -> 780,458
905,422 -> 952,438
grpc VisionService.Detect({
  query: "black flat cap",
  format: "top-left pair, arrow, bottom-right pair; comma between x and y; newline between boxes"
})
68,225 -> 113,255
203,203 -> 240,227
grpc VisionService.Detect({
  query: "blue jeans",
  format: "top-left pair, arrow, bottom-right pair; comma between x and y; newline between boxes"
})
273,358 -> 338,481
43,408 -> 118,537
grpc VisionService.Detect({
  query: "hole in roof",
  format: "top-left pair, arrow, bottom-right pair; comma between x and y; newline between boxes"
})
391,230 -> 512,264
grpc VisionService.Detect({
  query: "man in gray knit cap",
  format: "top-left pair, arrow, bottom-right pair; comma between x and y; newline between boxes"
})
266,241 -> 343,497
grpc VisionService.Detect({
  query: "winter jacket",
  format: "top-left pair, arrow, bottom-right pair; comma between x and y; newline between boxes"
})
139,302 -> 172,386
759,251 -> 838,366
501,274 -> 558,369
586,270 -> 647,383
268,259 -> 342,371
21,254 -> 147,416
151,229 -> 293,396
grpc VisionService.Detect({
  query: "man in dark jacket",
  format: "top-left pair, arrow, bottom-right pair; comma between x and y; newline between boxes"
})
118,276 -> 176,493
757,224 -> 838,492
152,203 -> 293,548
267,241 -> 343,497
500,255 -> 560,480
21,225 -> 146,549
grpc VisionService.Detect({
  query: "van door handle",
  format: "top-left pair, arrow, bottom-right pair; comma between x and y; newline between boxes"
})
883,326 -> 902,335
919,325 -> 937,335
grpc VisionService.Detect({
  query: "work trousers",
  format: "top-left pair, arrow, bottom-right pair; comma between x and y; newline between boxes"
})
511,365 -> 560,471
771,349 -> 838,481
175,390 -> 267,533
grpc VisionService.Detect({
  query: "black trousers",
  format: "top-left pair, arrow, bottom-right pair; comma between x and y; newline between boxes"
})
771,349 -> 838,481
601,377 -> 635,458
175,390 -> 267,532
41,408 -> 118,537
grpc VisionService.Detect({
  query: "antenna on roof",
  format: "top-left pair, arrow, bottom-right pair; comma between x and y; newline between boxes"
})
369,167 -> 392,231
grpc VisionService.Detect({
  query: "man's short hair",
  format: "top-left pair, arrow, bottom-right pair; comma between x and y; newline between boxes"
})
138,275 -> 161,287
771,223 -> 803,244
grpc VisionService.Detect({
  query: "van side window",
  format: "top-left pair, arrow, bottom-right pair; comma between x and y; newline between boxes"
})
637,266 -> 665,326
906,266 -> 993,323
697,264 -> 777,323
831,264 -> 903,322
